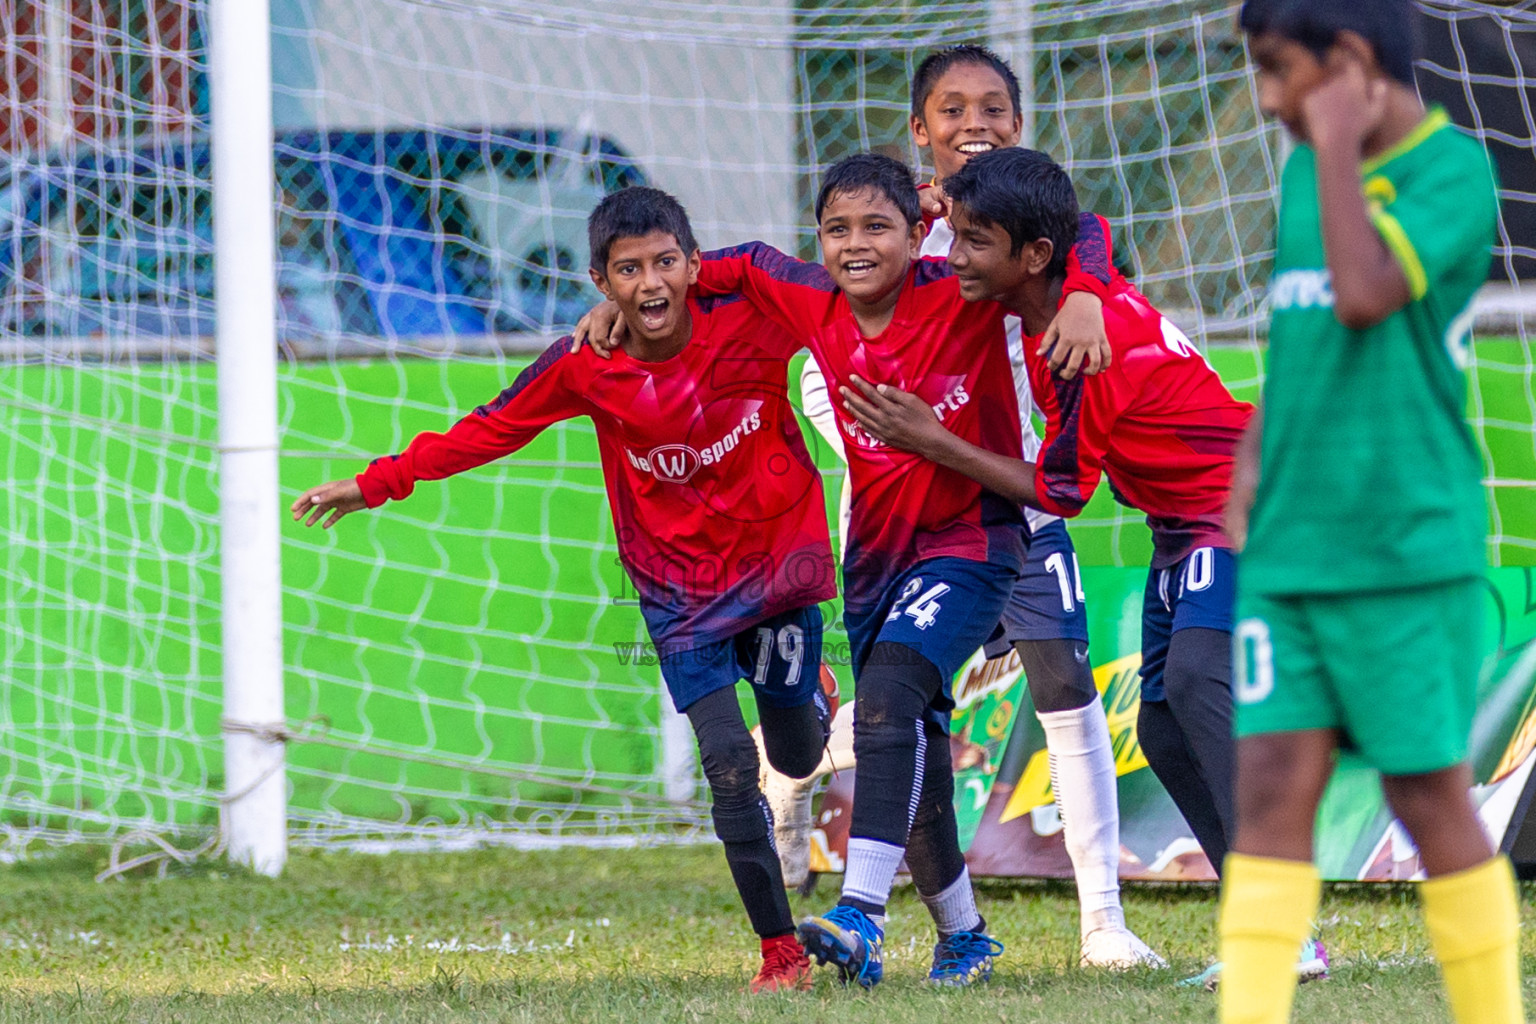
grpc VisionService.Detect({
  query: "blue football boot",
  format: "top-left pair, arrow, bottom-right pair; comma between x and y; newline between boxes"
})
928,928 -> 1005,987
797,905 -> 884,988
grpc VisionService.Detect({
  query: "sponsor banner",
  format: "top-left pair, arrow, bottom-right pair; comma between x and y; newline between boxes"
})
808,567 -> 1536,881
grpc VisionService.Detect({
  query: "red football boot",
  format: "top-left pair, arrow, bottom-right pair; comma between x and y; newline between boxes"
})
749,934 -> 814,993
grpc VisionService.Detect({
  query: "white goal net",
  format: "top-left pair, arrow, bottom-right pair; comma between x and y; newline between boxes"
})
0,0 -> 1529,859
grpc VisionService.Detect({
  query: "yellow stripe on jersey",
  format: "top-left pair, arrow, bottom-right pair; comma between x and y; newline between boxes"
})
1372,208 -> 1429,301
1362,107 -> 1452,175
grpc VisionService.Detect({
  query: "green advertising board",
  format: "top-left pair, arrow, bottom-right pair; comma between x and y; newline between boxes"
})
809,567 -> 1536,882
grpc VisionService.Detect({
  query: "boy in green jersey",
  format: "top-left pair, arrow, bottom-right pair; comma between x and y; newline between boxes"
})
1222,3 -> 1520,1023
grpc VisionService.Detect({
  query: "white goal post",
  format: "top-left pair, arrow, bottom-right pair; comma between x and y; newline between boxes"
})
211,0 -> 286,877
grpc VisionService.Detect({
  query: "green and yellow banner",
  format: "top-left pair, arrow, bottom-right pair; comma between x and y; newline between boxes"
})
810,567 -> 1536,882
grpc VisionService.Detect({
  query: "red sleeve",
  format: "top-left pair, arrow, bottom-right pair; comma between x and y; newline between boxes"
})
1031,369 -> 1124,518
356,339 -> 585,507
696,242 -> 838,345
1061,212 -> 1114,301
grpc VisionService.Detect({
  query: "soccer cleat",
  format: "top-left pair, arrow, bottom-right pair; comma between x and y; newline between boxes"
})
928,929 -> 1006,987
1080,925 -> 1169,970
749,934 -> 814,993
1179,936 -> 1331,991
1296,937 -> 1331,983
798,905 -> 884,988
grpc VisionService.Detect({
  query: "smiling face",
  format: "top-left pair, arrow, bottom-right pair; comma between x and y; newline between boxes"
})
911,61 -> 1024,183
946,200 -> 1049,306
1247,31 -> 1332,142
589,230 -> 700,347
817,188 -> 925,313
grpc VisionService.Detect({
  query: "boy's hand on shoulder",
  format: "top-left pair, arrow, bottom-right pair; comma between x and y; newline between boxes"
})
841,375 -> 949,458
1302,50 -> 1389,152
919,183 -> 948,222
571,300 -> 627,359
291,478 -> 367,529
1040,290 -> 1110,379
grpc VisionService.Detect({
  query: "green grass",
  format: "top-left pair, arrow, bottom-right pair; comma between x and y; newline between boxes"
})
3,845 -> 1536,1022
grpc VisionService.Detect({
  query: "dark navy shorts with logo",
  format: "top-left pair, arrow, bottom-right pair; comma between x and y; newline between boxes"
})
1139,546 -> 1237,702
844,556 -> 1019,725
659,605 -> 825,713
983,517 -> 1092,658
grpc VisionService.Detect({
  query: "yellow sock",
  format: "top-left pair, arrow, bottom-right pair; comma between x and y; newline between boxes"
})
1218,854 -> 1321,1024
1421,855 -> 1524,1024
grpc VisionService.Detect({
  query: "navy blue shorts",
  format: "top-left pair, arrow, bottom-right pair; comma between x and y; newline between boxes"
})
1140,546 -> 1236,702
659,605 -> 825,712
845,556 -> 1019,723
983,518 -> 1091,658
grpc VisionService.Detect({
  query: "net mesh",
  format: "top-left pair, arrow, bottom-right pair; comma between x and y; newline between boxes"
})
0,0 -> 1530,855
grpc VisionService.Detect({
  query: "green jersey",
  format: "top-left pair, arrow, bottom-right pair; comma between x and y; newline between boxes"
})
1244,108 -> 1498,596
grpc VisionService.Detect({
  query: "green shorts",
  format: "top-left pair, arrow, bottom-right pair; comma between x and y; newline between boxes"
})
1233,578 -> 1484,776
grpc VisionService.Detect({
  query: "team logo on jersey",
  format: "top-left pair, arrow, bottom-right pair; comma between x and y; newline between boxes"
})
1270,269 -> 1335,312
645,445 -> 702,483
624,411 -> 764,485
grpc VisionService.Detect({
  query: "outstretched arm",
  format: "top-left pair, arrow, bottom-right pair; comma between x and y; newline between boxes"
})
839,375 -> 1041,508
291,477 -> 367,529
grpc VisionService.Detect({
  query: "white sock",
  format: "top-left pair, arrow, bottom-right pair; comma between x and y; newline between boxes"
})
841,837 -> 905,916
1037,699 -> 1123,936
920,866 -> 983,936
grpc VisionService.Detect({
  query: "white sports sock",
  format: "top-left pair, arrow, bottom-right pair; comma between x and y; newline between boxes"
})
841,837 -> 905,915
920,866 -> 983,936
1037,699 -> 1123,935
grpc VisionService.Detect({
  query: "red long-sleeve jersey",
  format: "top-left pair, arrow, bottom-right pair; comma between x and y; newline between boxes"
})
695,243 -> 1029,617
1026,234 -> 1255,567
356,292 -> 836,648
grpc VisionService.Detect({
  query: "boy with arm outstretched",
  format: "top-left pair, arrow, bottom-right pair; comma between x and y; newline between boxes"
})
294,187 -> 839,995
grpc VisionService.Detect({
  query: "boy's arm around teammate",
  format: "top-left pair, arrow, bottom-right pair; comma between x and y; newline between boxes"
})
572,242 -> 835,358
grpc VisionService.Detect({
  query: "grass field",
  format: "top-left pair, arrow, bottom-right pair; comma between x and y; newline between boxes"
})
2,844 -> 1536,1023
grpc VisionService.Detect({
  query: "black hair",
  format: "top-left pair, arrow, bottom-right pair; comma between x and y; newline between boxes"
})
911,44 -> 1022,120
944,147 -> 1079,278
814,153 -> 922,229
1238,0 -> 1418,87
587,186 -> 698,271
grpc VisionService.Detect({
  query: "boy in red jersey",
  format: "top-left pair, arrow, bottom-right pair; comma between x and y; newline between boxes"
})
841,148 -> 1255,905
684,155 -> 1035,988
292,187 -> 837,994
794,45 -> 1159,971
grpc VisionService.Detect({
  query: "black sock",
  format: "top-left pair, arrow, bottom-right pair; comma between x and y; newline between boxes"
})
1137,697 -> 1229,871
847,642 -> 944,847
1163,627 -> 1237,841
686,686 -> 795,937
724,836 -> 795,939
905,719 -> 967,898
